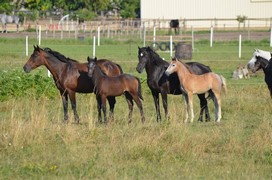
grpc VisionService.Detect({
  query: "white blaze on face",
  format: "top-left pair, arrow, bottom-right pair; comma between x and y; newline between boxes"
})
247,49 -> 271,70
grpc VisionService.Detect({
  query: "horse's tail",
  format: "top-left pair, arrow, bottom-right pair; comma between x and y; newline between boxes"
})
220,75 -> 227,94
136,77 -> 144,100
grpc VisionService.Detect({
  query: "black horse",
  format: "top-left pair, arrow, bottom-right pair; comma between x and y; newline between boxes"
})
248,54 -> 272,98
136,46 -> 212,122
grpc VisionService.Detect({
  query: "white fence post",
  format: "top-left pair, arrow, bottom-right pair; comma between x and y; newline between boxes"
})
25,35 -> 28,56
93,36 -> 96,58
170,35 -> 173,58
210,26 -> 213,47
270,27 -> 272,47
98,26 -> 100,46
239,34 -> 242,59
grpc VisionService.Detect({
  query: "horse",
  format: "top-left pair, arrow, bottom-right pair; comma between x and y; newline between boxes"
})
250,57 -> 272,98
0,14 -> 20,33
136,46 -> 212,122
23,45 -> 123,123
87,56 -> 145,123
165,58 -> 227,123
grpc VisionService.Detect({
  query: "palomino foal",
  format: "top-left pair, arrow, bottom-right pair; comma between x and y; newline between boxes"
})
165,58 -> 227,122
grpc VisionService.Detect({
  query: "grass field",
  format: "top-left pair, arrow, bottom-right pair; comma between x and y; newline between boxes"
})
0,36 -> 271,179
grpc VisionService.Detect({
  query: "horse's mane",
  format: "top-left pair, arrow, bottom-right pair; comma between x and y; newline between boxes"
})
254,49 -> 271,61
44,47 -> 78,63
147,47 -> 169,67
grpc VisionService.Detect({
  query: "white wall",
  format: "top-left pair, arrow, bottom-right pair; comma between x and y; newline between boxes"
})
141,0 -> 272,28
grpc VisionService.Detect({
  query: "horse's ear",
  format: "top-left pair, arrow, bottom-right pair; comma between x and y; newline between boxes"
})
147,46 -> 151,51
94,57 -> 97,61
87,56 -> 90,62
138,46 -> 140,50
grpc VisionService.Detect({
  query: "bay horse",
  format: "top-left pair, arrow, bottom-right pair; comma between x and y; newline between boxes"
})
0,14 -> 20,33
23,45 -> 123,123
247,49 -> 272,98
136,46 -> 212,122
165,58 -> 227,123
87,56 -> 145,123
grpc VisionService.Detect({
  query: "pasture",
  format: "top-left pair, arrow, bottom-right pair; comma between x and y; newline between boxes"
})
0,36 -> 271,179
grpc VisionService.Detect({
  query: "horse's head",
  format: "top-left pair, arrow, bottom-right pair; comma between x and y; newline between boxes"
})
247,49 -> 271,72
87,56 -> 97,77
165,58 -> 178,76
23,45 -> 44,73
136,46 -> 153,73
252,56 -> 270,73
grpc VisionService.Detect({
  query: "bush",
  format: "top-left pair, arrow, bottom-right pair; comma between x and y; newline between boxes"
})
0,69 -> 58,101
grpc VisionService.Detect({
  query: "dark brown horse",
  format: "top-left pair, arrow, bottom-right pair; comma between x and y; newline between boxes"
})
87,56 -> 145,123
23,45 -> 123,123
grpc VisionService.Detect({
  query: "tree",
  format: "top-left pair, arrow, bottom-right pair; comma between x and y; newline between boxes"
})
119,0 -> 140,18
0,0 -> 14,13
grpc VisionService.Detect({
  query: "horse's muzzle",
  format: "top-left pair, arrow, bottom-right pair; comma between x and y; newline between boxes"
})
23,64 -> 31,73
136,66 -> 143,73
165,71 -> 170,76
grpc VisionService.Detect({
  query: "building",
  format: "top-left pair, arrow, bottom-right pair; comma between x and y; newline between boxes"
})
140,0 -> 272,28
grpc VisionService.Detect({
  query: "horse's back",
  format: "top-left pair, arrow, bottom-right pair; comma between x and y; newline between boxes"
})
186,62 -> 212,74
97,59 -> 123,76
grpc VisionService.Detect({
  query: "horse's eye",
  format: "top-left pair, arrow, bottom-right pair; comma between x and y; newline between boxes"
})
140,53 -> 144,57
172,64 -> 175,67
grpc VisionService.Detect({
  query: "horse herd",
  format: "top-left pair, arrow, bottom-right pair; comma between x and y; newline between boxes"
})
23,46 -> 271,124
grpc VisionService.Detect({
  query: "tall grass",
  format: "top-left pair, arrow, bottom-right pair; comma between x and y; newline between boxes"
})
0,37 -> 271,179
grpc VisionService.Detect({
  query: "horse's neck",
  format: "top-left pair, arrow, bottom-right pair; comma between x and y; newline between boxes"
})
92,66 -> 105,86
145,54 -> 165,77
176,61 -> 192,82
44,54 -> 67,78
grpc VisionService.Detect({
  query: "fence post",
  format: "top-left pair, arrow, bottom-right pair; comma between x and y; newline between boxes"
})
98,26 -> 100,46
170,35 -> 173,58
25,35 -> 28,56
270,26 -> 272,47
239,34 -> 242,59
153,25 -> 156,44
210,26 -> 213,47
191,26 -> 194,52
143,24 -> 146,47
93,36 -> 96,58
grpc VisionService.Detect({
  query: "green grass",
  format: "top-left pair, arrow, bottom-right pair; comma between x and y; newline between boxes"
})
0,36 -> 271,179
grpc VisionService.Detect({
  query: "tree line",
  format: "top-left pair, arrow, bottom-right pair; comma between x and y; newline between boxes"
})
0,0 -> 140,20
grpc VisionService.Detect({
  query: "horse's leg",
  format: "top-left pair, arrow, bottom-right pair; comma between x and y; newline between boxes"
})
268,86 -> 272,99
101,95 -> 107,124
96,95 -> 102,123
213,92 -> 222,122
131,93 -> 145,123
161,91 -> 169,120
125,93 -> 134,123
188,92 -> 194,123
197,93 -> 210,122
61,91 -> 69,122
107,96 -> 116,122
197,94 -> 205,122
151,91 -> 161,122
4,23 -> 7,33
183,94 -> 189,123
211,92 -> 220,122
68,91 -> 80,123
16,23 -> 19,33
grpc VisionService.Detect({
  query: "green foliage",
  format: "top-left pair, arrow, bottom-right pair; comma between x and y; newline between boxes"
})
72,8 -> 96,21
0,69 -> 57,101
0,0 -> 13,13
